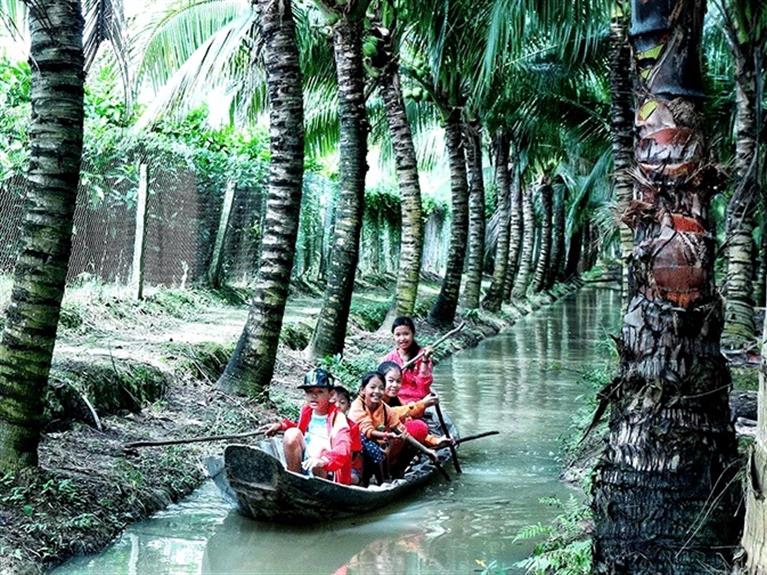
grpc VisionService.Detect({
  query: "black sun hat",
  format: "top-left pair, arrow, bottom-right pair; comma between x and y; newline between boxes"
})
298,368 -> 335,390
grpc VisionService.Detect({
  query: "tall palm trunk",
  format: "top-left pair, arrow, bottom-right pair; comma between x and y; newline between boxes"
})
723,42 -> 758,347
503,161 -> 522,301
564,224 -> 582,279
483,131 -> 511,311
743,278 -> 767,572
531,179 -> 553,292
0,0 -> 84,470
610,8 -> 634,307
429,108 -> 469,326
592,1 -> 740,572
461,122 -> 485,310
546,185 -> 565,289
308,6 -> 369,358
511,185 -> 534,299
219,0 -> 304,396
381,63 -> 423,320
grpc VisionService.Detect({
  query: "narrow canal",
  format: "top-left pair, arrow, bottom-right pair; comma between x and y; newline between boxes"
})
53,287 -> 621,575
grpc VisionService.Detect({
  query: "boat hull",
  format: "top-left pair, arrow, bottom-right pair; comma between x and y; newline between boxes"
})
215,412 -> 458,523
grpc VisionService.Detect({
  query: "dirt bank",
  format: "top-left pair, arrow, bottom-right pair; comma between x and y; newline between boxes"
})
0,276 -> 584,575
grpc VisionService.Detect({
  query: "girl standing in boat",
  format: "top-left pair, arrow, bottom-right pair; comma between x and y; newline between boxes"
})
381,316 -> 433,404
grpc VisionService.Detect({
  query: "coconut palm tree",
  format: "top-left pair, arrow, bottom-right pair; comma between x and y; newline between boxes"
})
511,184 -> 535,299
306,0 -> 371,358
719,0 -> 766,347
531,176 -> 553,292
609,3 -> 634,306
591,1 -> 741,571
483,130 -> 511,311
546,180 -> 565,288
368,2 -> 424,322
461,119 -> 486,311
218,0 -> 304,397
743,300 -> 767,572
428,102 -> 470,326
0,0 -> 85,470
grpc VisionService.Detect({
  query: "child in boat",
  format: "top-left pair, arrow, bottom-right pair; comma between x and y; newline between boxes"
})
378,361 -> 452,450
261,368 -> 352,485
381,316 -> 433,404
332,385 -> 363,485
332,385 -> 352,414
348,371 -> 437,485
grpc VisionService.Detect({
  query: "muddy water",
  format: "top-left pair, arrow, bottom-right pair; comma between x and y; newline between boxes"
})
53,288 -> 621,575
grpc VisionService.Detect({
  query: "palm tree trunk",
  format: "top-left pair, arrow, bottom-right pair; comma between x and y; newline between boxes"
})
483,131 -> 511,311
503,160 -> 522,301
511,185 -> 534,299
531,179 -> 553,292
308,14 -> 369,358
381,64 -> 423,320
723,45 -> 758,347
461,121 -> 485,310
743,278 -> 767,573
546,184 -> 565,289
592,2 -> 740,572
0,0 -> 84,470
564,224 -> 582,279
218,0 -> 304,396
429,108 -> 469,325
610,8 -> 634,308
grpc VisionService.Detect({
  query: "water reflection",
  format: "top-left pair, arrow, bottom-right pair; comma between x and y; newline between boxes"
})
53,288 -> 622,575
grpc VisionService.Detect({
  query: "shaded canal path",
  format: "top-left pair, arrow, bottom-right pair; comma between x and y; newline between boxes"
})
54,287 -> 621,574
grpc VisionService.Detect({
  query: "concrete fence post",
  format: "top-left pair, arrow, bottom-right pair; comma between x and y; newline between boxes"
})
208,181 -> 236,289
130,163 -> 149,300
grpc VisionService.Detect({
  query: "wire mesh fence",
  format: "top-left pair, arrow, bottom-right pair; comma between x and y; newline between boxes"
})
0,158 -> 448,294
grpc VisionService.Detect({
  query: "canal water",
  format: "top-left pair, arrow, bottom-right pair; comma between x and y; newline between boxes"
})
53,287 -> 621,575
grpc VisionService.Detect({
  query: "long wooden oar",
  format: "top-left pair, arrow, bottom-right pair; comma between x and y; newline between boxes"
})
434,403 -> 462,474
401,321 -> 466,371
454,430 -> 499,446
124,430 -> 266,450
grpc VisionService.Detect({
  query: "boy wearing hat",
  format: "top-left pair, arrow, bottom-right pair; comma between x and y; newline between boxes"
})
261,368 -> 352,484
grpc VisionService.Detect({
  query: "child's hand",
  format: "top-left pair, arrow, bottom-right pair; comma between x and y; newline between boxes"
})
434,436 -> 455,449
423,393 -> 439,408
421,346 -> 433,360
258,422 -> 282,437
302,456 -> 328,472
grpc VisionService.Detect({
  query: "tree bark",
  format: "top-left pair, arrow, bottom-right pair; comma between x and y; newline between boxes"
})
723,43 -> 758,347
743,288 -> 767,573
503,160 -> 522,301
308,10 -> 369,358
610,9 -> 635,308
511,185 -> 534,299
429,108 -> 469,326
218,0 -> 304,396
461,121 -> 485,311
531,179 -> 553,292
381,64 -> 423,320
546,183 -> 565,289
483,131 -> 511,311
592,1 -> 741,572
0,0 -> 84,470
564,224 -> 582,279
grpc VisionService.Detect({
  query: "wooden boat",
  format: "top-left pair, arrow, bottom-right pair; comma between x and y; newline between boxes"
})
208,413 -> 457,523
